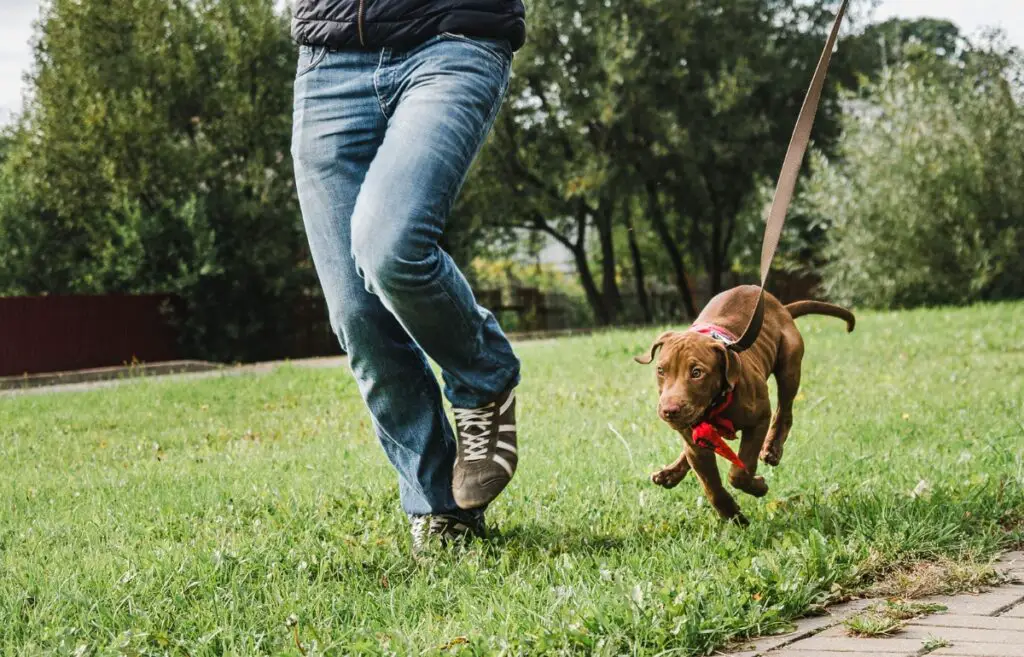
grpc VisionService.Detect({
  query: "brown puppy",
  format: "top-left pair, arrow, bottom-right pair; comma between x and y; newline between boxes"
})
636,285 -> 854,525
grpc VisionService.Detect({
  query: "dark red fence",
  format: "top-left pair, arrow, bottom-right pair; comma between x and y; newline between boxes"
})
0,275 -> 826,378
0,295 -> 181,377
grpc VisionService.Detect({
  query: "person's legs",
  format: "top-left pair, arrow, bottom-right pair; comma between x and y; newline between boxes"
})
292,46 -> 467,519
349,36 -> 521,411
349,36 -> 524,511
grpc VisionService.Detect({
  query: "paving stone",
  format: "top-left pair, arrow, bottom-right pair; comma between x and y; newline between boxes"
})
921,586 -> 1024,616
910,613 -> 1024,631
731,616 -> 836,654
826,598 -> 875,617
779,636 -> 923,652
1001,570 -> 1024,584
897,625 -> 1024,643
770,646 -> 913,650
994,550 -> 1024,583
721,567 -> 1024,656
814,625 -> 857,638
930,643 -> 1024,657
990,584 -> 1024,596
734,600 -> 874,655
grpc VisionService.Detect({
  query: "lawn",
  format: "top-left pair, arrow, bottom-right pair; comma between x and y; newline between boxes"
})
2,302 -> 1022,656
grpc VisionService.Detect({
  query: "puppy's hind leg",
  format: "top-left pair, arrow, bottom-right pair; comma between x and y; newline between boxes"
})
762,328 -> 804,466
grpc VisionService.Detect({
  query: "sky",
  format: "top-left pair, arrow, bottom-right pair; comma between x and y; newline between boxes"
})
0,0 -> 1021,124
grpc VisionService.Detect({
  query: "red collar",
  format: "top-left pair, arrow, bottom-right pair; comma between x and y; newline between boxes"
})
690,387 -> 746,471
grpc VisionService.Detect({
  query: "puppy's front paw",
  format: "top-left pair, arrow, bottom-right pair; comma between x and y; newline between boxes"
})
762,419 -> 792,466
729,512 -> 750,527
730,472 -> 769,498
747,475 -> 769,497
651,466 -> 688,489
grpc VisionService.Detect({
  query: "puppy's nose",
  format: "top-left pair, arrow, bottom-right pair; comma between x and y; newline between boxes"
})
659,403 -> 681,421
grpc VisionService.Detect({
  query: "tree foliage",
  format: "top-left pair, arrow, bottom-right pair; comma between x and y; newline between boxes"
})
0,0 -> 309,361
802,46 -> 1024,308
458,0 -> 854,324
2,0 -> 1020,359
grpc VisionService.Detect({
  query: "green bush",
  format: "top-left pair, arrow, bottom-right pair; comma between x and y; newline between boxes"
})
0,0 -> 313,362
802,51 -> 1024,309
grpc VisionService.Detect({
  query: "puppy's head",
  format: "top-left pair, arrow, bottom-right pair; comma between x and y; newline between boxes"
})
635,330 -> 741,431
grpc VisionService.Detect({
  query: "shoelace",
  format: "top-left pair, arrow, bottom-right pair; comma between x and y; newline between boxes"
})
411,516 -> 471,549
453,403 -> 495,461
411,516 -> 440,549
411,516 -> 443,548
411,516 -> 428,547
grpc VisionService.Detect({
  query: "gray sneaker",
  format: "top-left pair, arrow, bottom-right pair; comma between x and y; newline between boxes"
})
409,511 -> 486,553
452,388 -> 518,510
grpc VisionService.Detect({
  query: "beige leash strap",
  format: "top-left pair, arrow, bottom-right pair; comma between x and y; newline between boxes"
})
729,0 -> 850,353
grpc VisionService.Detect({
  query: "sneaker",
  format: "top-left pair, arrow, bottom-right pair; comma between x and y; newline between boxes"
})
409,511 -> 486,553
452,388 -> 518,510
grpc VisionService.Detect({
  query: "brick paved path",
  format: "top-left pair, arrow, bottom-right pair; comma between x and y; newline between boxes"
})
728,551 -> 1024,656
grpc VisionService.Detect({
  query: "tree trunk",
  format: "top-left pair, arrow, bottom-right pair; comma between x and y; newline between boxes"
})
709,207 -> 724,294
646,182 -> 698,319
624,210 -> 652,323
532,210 -> 611,326
572,244 -> 609,325
595,207 -> 621,323
709,253 -> 724,294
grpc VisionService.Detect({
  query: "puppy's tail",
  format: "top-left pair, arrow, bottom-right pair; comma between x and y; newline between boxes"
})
785,300 -> 855,332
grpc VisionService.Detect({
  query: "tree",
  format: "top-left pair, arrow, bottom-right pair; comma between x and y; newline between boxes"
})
841,17 -> 967,87
0,0 -> 310,361
458,0 -> 852,324
801,46 -> 1024,308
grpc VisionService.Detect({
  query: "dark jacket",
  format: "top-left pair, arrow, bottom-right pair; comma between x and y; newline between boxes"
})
292,0 -> 527,51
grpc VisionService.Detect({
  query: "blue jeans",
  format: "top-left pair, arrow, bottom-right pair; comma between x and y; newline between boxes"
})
291,35 -> 521,517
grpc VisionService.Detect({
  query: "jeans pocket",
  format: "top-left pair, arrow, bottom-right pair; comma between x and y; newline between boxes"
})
296,45 -> 329,79
439,32 -> 512,68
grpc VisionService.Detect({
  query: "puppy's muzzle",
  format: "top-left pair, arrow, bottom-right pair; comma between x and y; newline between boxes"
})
658,400 -> 699,430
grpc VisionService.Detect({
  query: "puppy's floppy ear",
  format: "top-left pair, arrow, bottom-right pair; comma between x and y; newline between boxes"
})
716,343 -> 743,389
635,331 -> 676,364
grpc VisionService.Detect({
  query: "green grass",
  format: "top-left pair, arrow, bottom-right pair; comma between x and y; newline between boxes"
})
2,302 -> 1023,656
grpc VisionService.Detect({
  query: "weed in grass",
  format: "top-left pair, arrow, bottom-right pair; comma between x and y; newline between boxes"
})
922,636 -> 953,651
881,600 -> 948,620
844,612 -> 902,637
844,599 -> 949,637
867,557 -> 1005,598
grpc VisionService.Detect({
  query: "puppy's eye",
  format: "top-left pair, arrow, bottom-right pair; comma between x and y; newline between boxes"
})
690,367 -> 703,379
656,366 -> 665,377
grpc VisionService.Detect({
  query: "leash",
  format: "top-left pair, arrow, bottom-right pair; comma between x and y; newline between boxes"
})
729,0 -> 850,353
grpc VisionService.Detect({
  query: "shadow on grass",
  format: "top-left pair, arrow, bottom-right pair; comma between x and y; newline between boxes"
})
481,483 -> 1021,569
488,521 -> 626,556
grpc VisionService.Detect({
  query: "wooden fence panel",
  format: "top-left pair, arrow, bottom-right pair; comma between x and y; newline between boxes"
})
0,295 -> 180,376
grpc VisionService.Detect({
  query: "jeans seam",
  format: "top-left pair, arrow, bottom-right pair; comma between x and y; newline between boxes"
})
438,65 -> 513,370
404,342 -> 458,514
296,46 -> 329,79
373,48 -> 391,119
439,32 -> 512,69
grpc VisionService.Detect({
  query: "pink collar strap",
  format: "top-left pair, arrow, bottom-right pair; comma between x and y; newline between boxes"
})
688,323 -> 738,345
